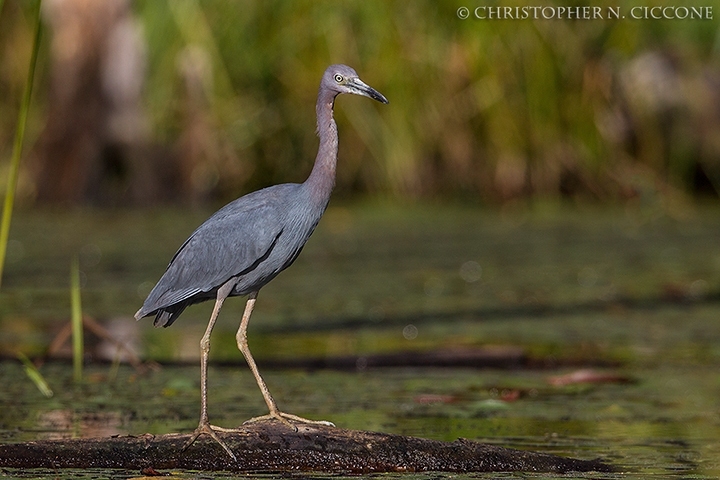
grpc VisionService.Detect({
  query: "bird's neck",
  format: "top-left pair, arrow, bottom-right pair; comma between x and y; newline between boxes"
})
305,90 -> 339,206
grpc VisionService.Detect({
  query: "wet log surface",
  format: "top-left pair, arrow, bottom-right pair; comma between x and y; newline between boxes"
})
0,421 -> 611,473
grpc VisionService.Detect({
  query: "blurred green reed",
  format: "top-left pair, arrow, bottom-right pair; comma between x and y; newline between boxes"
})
1,0 -> 718,205
17,351 -> 52,398
0,0 -> 41,287
70,256 -> 83,383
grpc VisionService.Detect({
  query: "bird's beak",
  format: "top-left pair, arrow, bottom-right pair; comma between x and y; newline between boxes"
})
349,78 -> 389,104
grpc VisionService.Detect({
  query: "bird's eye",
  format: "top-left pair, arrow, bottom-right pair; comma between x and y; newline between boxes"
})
334,74 -> 344,83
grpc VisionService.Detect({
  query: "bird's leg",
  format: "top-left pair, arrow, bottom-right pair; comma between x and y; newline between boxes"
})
182,280 -> 237,461
233,291 -> 334,428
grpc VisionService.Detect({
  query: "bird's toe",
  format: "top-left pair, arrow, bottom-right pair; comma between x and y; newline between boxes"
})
243,411 -> 334,429
183,422 -> 238,461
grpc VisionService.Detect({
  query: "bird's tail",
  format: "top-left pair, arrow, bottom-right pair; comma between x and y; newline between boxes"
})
134,302 -> 188,328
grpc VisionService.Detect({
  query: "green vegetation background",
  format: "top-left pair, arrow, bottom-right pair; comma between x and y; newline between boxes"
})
1,0 -> 718,205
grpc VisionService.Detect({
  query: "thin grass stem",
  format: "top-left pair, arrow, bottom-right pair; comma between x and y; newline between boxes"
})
0,0 -> 42,289
70,256 -> 83,383
17,352 -> 53,398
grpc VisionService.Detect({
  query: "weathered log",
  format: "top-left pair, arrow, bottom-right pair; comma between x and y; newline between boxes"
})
0,421 -> 611,473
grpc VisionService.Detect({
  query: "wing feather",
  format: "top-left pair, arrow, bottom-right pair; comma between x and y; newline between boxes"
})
135,185 -> 295,322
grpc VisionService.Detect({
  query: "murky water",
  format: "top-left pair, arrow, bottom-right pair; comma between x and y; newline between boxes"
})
2,203 -> 720,478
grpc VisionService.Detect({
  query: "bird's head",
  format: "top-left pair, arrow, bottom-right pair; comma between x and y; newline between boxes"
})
322,64 -> 389,104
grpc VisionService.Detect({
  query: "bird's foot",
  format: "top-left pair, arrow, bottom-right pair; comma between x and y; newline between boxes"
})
182,421 -> 237,462
242,410 -> 335,430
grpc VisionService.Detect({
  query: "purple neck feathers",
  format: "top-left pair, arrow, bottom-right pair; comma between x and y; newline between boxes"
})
305,88 -> 339,205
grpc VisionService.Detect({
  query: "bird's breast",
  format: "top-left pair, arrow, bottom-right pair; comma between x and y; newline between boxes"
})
230,199 -> 324,297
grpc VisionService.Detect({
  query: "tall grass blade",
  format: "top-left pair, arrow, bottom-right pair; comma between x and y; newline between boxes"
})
17,352 -> 53,398
0,0 -> 42,289
70,256 -> 83,382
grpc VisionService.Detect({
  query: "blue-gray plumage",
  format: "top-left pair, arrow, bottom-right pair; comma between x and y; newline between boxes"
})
135,65 -> 388,460
136,183 -> 319,326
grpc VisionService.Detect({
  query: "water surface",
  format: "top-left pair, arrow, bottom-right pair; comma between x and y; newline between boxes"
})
1,203 -> 720,478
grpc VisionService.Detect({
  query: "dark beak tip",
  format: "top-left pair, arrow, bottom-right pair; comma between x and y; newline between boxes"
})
372,91 -> 389,104
350,77 -> 389,105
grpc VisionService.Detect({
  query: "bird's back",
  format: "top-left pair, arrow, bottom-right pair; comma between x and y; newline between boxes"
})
136,182 -> 326,327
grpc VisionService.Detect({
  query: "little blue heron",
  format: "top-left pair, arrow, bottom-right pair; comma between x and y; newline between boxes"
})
135,65 -> 388,459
